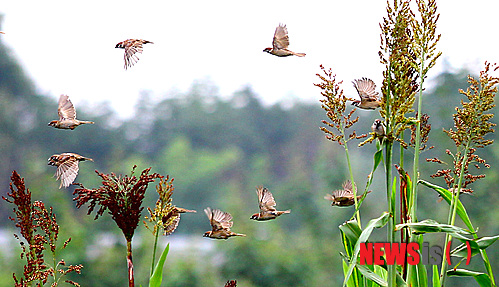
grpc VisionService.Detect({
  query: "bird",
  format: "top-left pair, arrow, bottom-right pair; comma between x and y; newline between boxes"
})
203,207 -> 246,239
371,119 -> 386,141
48,153 -> 93,189
48,95 -> 94,130
263,23 -> 306,57
351,78 -> 381,110
162,206 -> 197,236
224,280 -> 237,287
115,39 -> 153,69
324,180 -> 371,207
250,186 -> 290,221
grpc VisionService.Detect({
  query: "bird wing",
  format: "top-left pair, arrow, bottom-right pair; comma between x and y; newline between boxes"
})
55,157 -> 79,188
164,216 -> 180,236
58,94 -> 76,120
206,208 -> 233,231
273,23 -> 290,50
342,180 -> 356,193
352,78 -> 379,101
124,40 -> 144,69
257,187 -> 277,212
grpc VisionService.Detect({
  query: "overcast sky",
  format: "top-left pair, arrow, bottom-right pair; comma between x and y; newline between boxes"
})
1,1 -> 498,118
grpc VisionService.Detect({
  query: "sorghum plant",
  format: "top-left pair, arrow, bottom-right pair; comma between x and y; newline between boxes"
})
429,62 -> 498,286
3,171 -> 82,287
73,166 -> 161,287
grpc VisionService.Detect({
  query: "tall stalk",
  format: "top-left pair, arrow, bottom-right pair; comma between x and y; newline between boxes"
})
342,125 -> 362,227
127,239 -> 134,287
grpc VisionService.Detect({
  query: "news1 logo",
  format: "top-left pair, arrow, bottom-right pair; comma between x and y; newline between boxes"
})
359,242 -> 472,265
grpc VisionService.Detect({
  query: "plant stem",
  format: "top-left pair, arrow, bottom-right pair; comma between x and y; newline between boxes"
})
440,142 -> 469,286
342,126 -> 361,229
150,227 -> 160,277
127,239 -> 134,287
386,141 -> 396,287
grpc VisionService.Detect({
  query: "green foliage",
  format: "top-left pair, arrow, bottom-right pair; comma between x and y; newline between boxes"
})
149,243 -> 169,287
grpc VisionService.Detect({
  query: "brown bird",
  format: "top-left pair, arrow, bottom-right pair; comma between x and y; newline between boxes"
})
48,95 -> 94,130
162,206 -> 197,236
263,23 -> 306,57
48,153 -> 93,189
115,39 -> 154,69
324,180 -> 371,207
371,119 -> 386,141
224,280 -> 237,287
203,207 -> 246,239
351,78 -> 381,110
250,186 -> 290,221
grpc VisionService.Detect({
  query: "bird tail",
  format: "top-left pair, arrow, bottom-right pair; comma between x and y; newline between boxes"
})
292,52 -> 306,57
233,232 -> 246,237
81,121 -> 95,125
177,207 -> 197,213
278,210 -> 291,215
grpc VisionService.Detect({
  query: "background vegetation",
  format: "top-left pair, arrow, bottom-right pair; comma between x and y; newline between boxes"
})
0,33 -> 497,286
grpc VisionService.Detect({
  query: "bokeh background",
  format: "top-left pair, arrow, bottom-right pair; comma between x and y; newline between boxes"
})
0,1 -> 498,286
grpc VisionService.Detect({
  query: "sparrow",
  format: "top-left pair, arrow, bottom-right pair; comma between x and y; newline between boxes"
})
250,186 -> 290,221
115,39 -> 154,69
224,280 -> 237,287
203,207 -> 246,239
48,153 -> 93,189
263,23 -> 306,57
48,94 -> 94,130
351,78 -> 381,110
324,180 -> 371,207
371,119 -> 386,141
162,206 -> 197,236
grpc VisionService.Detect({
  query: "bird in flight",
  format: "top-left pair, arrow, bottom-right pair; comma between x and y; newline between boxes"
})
115,39 -> 154,69
48,94 -> 94,130
324,180 -> 371,207
250,186 -> 290,221
351,78 -> 381,110
162,206 -> 197,236
263,24 -> 305,57
48,153 -> 93,188
203,207 -> 246,239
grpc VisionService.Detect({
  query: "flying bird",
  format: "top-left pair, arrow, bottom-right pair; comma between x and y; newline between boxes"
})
48,153 -> 93,189
263,23 -> 306,57
48,94 -> 94,130
250,187 -> 290,221
115,39 -> 153,69
162,206 -> 197,236
371,119 -> 386,141
324,180 -> 371,207
203,207 -> 246,239
351,78 -> 381,110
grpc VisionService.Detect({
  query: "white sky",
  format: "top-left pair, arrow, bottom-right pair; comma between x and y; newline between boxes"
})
1,1 -> 498,118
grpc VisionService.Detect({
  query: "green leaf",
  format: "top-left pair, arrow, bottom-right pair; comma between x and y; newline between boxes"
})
452,235 -> 499,258
340,253 -> 387,287
149,243 -> 170,287
447,269 -> 496,287
432,265 -> 440,287
339,220 -> 362,246
343,212 -> 391,286
418,180 -> 474,231
395,219 -> 472,240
